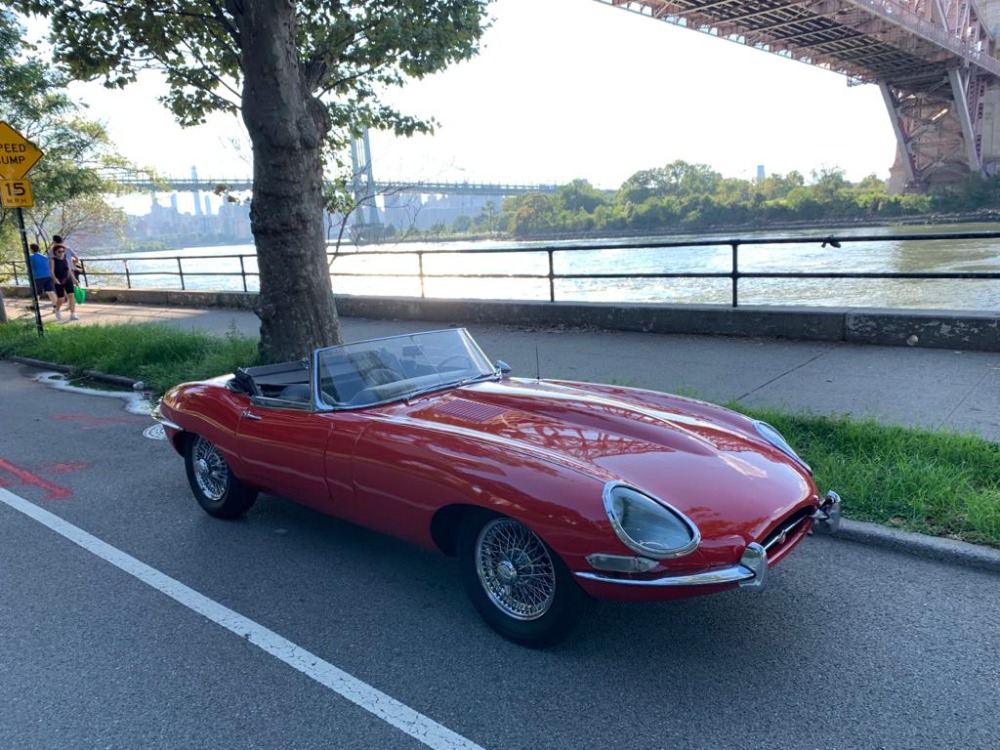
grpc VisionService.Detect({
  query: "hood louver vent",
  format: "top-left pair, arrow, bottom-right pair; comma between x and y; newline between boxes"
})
437,399 -> 509,423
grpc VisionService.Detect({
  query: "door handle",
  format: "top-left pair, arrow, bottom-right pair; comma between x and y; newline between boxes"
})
242,409 -> 263,421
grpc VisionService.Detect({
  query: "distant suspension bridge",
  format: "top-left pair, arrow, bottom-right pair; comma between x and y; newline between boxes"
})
114,146 -> 560,233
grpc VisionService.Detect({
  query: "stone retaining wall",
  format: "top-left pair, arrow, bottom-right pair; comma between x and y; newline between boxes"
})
2,285 -> 997,351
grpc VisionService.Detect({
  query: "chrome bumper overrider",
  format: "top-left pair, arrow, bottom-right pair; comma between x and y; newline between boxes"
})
811,490 -> 842,534
576,490 -> 842,591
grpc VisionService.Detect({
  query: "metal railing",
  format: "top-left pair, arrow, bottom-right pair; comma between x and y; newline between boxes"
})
4,230 -> 1000,308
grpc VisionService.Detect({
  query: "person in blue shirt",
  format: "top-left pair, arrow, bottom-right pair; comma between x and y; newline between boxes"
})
28,243 -> 58,313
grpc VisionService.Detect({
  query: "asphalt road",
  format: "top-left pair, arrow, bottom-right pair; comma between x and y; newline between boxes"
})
2,358 -> 999,750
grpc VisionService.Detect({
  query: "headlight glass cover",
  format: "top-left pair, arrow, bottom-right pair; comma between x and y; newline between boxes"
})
602,483 -> 700,559
754,421 -> 812,474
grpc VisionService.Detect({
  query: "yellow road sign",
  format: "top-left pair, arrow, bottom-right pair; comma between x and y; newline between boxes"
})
0,178 -> 34,208
0,121 -> 43,180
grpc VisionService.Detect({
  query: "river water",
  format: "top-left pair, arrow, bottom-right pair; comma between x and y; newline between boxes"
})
92,222 -> 1000,311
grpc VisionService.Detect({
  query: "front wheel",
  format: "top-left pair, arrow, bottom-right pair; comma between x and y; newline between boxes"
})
458,510 -> 587,647
184,434 -> 257,519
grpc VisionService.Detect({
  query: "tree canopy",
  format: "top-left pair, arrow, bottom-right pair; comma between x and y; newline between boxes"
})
0,8 -> 127,254
463,161 -> 964,239
21,0 -> 493,361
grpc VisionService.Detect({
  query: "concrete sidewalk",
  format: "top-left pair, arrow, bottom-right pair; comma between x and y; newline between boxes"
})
12,296 -> 1000,442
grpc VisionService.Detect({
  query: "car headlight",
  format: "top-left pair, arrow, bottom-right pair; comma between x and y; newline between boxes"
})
602,483 -> 700,559
754,421 -> 812,474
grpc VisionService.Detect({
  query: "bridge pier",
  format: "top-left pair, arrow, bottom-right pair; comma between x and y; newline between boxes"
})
884,68 -> 1000,194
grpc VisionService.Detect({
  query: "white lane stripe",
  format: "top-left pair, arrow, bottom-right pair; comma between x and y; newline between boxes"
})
0,488 -> 484,750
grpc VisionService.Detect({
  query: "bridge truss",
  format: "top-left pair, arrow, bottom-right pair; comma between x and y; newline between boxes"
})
601,0 -> 1000,191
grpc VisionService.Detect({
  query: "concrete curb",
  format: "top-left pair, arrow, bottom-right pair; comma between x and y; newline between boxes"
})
9,356 -> 142,390
835,519 -> 1000,575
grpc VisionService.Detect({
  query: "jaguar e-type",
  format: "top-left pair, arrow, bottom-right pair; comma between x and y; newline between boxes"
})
153,328 -> 840,646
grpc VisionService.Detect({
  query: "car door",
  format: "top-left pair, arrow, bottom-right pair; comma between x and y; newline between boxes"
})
234,398 -> 336,511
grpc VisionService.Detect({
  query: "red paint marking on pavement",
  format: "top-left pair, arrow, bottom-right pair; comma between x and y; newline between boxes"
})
51,414 -> 143,430
44,461 -> 88,474
0,458 -> 74,500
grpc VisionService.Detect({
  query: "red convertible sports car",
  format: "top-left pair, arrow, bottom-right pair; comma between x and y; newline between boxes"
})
154,328 -> 840,646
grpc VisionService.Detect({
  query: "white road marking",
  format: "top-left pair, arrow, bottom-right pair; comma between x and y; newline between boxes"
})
0,488 -> 484,750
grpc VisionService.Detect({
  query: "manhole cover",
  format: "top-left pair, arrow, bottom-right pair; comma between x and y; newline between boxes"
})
143,424 -> 166,441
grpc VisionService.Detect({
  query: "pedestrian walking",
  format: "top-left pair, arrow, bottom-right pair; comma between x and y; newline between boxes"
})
49,242 -> 79,322
29,243 -> 58,311
50,234 -> 82,273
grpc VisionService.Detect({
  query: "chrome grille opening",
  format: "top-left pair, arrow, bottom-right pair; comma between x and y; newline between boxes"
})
761,507 -> 814,555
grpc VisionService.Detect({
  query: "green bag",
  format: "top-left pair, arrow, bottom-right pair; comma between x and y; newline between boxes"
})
73,286 -> 86,305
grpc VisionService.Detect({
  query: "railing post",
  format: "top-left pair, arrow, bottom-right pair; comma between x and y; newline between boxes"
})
239,255 -> 248,292
418,251 -> 425,298
731,242 -> 739,308
78,260 -> 88,288
548,249 -> 555,302
177,257 -> 186,290
124,259 -> 132,289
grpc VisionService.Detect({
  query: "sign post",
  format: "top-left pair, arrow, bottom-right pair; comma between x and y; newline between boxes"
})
0,122 -> 44,335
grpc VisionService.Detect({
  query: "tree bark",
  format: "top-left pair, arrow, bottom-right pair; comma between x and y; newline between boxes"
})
236,0 -> 341,363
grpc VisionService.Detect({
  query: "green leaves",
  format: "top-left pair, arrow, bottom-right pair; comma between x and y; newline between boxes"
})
23,0 -> 490,153
0,8 -> 133,254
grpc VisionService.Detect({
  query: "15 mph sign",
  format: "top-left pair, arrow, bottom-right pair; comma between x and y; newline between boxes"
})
0,121 -> 43,208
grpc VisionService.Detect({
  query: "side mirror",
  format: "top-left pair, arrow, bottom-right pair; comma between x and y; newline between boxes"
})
494,360 -> 512,375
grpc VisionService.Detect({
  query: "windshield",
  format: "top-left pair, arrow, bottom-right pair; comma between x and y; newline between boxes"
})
315,328 -> 496,408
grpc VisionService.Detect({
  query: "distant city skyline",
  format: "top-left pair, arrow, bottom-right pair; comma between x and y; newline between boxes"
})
121,182 -> 503,245
63,0 -> 897,197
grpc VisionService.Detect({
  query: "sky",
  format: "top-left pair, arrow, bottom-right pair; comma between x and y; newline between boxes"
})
62,0 -> 898,193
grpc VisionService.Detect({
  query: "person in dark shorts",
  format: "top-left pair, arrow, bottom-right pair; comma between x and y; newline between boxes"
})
29,243 -> 58,310
49,242 -> 79,322
51,234 -> 82,272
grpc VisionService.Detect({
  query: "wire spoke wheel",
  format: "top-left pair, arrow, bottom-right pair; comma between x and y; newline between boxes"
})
192,435 -> 229,502
475,518 -> 557,621
183,434 -> 257,519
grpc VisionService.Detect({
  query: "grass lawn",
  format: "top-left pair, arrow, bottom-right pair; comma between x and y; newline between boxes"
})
0,319 -> 258,395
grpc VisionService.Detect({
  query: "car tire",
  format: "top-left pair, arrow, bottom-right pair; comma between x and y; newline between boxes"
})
458,509 -> 587,647
184,434 -> 258,519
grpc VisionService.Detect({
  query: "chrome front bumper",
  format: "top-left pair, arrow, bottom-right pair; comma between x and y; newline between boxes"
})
576,490 -> 842,591
576,542 -> 769,590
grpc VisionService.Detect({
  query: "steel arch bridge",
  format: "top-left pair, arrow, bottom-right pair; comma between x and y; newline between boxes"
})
600,0 -> 1000,191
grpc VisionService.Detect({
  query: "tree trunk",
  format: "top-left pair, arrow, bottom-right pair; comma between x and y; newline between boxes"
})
236,0 -> 341,363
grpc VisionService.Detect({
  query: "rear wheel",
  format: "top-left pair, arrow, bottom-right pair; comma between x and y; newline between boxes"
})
184,434 -> 257,519
458,510 -> 586,647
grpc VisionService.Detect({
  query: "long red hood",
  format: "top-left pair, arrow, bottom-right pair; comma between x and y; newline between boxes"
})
402,377 -> 817,542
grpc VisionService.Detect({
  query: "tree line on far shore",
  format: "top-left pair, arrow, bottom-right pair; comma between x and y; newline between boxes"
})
401,161 -> 1000,240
